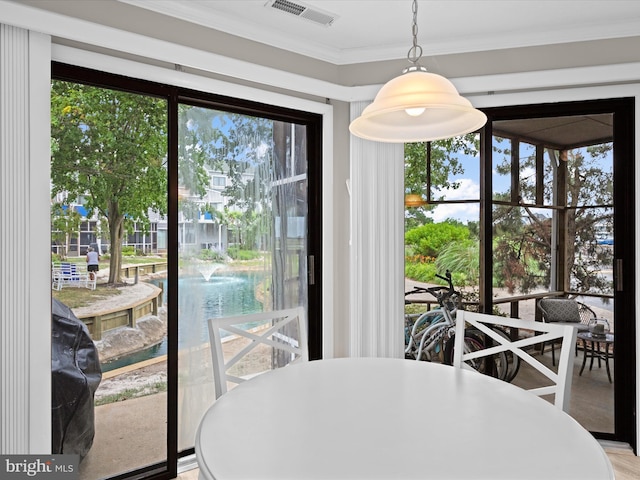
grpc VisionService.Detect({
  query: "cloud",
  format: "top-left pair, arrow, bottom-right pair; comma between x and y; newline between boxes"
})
427,178 -> 479,224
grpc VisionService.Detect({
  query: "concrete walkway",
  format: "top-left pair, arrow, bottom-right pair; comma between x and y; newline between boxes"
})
79,393 -> 168,479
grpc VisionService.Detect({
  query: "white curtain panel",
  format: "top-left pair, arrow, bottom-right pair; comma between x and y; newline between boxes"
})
349,101 -> 405,358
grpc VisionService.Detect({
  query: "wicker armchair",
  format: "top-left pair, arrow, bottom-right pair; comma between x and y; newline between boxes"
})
537,297 -> 597,366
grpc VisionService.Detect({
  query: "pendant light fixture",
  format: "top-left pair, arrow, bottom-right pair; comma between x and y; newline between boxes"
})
349,0 -> 487,143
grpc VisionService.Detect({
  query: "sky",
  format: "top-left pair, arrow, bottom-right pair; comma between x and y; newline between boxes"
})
426,178 -> 480,224
422,140 -> 612,225
420,140 -> 535,223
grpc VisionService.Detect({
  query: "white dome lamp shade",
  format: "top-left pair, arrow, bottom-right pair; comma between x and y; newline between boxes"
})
349,1 -> 487,143
349,66 -> 487,143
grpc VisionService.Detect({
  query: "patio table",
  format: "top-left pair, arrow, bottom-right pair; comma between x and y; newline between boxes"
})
195,357 -> 614,479
578,331 -> 614,383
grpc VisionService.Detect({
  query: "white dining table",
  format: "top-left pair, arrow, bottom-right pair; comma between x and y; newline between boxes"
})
195,357 -> 614,480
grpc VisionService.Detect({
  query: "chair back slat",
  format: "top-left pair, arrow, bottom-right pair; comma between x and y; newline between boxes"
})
207,307 -> 308,399
454,310 -> 577,412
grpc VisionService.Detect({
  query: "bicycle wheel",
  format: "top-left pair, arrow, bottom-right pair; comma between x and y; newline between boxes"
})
443,330 -> 509,380
489,326 -> 521,383
409,311 -> 446,361
468,328 -> 512,381
404,313 -> 420,359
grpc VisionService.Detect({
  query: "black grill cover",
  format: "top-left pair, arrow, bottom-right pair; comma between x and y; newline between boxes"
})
51,298 -> 102,459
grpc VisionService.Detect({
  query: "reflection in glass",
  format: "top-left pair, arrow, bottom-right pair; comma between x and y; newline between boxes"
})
176,105 -> 309,451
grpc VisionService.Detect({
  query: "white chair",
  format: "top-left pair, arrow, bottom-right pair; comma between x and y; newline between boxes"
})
453,310 -> 577,412
207,306 -> 308,399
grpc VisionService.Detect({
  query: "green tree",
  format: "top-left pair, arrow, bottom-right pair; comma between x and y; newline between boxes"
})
217,114 -> 274,250
51,81 -> 167,284
493,143 -> 613,294
178,106 -> 275,251
563,146 -> 614,293
178,106 -> 218,200
490,187 -> 545,293
51,204 -> 83,259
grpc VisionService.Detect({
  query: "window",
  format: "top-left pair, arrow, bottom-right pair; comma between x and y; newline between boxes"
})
211,176 -> 225,188
404,135 -> 481,295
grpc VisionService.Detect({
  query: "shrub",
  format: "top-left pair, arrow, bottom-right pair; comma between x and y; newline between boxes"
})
435,239 -> 479,288
405,261 -> 437,283
227,247 -> 261,261
122,246 -> 136,256
198,249 -> 225,262
405,222 -> 470,258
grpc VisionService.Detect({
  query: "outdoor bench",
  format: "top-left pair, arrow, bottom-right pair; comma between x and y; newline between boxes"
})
52,262 -> 96,290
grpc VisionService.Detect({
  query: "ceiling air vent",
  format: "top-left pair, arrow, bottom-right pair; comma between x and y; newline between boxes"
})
266,0 -> 337,27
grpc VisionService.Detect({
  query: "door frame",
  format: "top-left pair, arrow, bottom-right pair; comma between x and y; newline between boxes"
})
481,98 -> 636,450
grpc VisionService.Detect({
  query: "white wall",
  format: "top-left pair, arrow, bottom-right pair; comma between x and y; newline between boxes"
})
0,25 -> 51,453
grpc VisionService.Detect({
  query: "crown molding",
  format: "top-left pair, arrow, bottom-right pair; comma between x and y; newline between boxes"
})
3,0 -> 640,104
120,0 -> 640,65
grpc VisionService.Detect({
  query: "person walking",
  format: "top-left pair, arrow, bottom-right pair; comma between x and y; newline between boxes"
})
86,246 -> 100,280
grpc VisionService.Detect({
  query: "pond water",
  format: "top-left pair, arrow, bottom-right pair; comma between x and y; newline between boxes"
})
100,271 -> 265,372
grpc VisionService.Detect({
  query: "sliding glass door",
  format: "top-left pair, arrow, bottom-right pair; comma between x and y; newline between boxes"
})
405,99 -> 635,450
51,63 -> 323,479
483,99 -> 636,448
175,101 -> 315,451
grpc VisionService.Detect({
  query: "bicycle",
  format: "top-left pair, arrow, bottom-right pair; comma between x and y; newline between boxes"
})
404,286 -> 441,360
444,321 -> 521,382
404,271 -> 519,382
404,271 -> 463,362
404,275 -> 459,361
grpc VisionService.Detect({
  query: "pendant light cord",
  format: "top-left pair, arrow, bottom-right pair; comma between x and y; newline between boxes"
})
405,0 -> 427,73
408,0 -> 422,64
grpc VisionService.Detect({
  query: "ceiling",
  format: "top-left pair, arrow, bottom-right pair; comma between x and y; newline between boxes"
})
111,0 -> 630,147
118,0 -> 640,65
494,114 -> 614,149
11,0 -> 633,147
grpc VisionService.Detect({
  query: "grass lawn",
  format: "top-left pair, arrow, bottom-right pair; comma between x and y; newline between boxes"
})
121,256 -> 167,265
52,284 -> 122,308
51,255 -> 166,308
